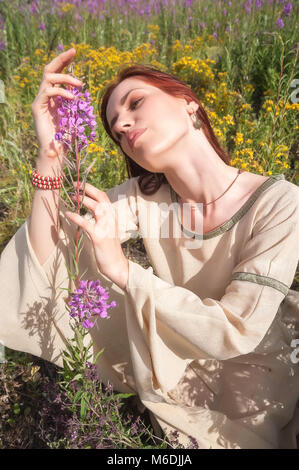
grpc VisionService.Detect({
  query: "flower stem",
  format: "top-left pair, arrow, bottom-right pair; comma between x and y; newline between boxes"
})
75,133 -> 80,291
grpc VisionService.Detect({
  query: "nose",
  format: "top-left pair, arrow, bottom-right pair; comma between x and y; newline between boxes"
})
114,116 -> 134,140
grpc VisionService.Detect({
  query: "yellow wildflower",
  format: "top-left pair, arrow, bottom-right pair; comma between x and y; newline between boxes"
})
234,133 -> 244,145
241,104 -> 252,111
223,114 -> 234,126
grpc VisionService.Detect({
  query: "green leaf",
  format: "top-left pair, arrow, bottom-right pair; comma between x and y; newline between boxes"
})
72,373 -> 83,382
77,243 -> 85,259
63,356 -> 76,365
75,327 -> 84,351
80,396 -> 88,419
62,357 -> 72,373
13,403 -> 21,415
74,390 -> 83,403
65,263 -> 77,283
65,342 -> 76,357
114,392 -> 136,399
59,287 -> 72,292
74,350 -> 83,362
92,348 -> 104,364
71,254 -> 79,276
62,350 -> 72,359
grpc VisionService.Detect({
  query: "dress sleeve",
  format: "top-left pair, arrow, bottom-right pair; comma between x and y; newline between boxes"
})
123,187 -> 299,394
39,176 -> 140,270
0,176 -> 140,366
105,177 -> 140,244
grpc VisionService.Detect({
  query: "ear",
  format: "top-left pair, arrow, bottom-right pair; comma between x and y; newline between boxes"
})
185,100 -> 199,116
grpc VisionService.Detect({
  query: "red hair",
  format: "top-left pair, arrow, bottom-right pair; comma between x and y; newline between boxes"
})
99,64 -> 232,195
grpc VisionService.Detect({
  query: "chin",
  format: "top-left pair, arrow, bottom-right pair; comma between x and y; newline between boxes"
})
128,145 -> 169,173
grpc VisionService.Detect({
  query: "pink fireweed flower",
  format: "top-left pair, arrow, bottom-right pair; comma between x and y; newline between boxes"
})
276,17 -> 285,28
68,280 -> 117,329
55,86 -> 97,153
282,2 -> 292,16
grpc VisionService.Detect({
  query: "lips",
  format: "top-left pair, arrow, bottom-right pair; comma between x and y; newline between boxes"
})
127,129 -> 147,148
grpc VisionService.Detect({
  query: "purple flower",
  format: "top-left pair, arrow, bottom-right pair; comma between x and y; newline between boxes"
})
276,17 -> 285,28
68,279 -> 117,329
0,15 -> 5,31
255,0 -> 263,8
55,86 -> 97,153
39,23 -> 45,31
200,22 -> 206,28
57,42 -> 64,51
0,39 -> 5,51
222,8 -> 227,15
282,2 -> 292,16
244,0 -> 253,13
75,13 -> 82,22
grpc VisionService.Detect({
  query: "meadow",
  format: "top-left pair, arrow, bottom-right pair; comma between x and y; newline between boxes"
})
0,0 -> 298,449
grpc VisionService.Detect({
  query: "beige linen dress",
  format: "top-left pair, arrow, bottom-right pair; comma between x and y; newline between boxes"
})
0,172 -> 299,449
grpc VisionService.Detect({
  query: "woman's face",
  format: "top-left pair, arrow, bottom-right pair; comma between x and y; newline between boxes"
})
105,76 -> 197,173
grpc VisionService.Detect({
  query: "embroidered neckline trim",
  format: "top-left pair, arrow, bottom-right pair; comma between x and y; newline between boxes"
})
169,174 -> 286,240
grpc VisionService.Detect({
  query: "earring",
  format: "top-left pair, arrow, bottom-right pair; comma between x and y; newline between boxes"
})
192,112 -> 202,130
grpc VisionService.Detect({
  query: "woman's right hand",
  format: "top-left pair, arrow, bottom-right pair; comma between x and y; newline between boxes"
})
31,48 -> 83,164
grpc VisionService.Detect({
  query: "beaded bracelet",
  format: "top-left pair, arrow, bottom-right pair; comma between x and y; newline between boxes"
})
31,169 -> 65,190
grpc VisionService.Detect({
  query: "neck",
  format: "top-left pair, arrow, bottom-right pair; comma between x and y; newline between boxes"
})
164,134 -> 242,216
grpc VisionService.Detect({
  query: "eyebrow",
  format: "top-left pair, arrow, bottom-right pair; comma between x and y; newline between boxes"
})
109,88 -> 144,133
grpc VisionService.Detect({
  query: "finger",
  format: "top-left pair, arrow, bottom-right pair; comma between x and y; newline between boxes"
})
44,48 -> 76,75
45,73 -> 83,87
65,209 -> 113,240
74,181 -> 108,202
45,86 -> 76,100
31,86 -> 75,112
72,193 -> 113,225
71,193 -> 97,211
65,211 -> 90,232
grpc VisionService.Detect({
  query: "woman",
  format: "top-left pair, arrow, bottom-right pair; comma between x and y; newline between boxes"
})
1,48 -> 299,449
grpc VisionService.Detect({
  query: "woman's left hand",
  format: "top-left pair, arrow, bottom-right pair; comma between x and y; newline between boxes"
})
65,181 -> 129,290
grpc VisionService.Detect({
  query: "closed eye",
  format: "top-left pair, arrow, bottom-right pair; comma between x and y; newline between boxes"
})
114,98 -> 143,142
